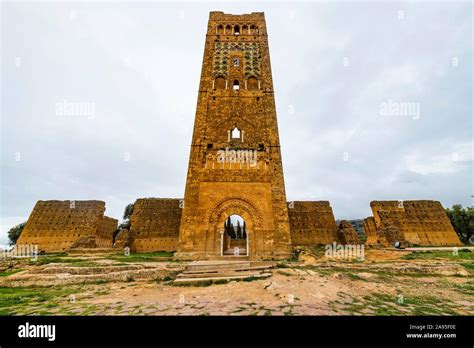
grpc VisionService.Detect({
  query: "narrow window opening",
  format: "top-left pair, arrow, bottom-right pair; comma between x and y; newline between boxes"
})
233,80 -> 240,90
231,127 -> 241,139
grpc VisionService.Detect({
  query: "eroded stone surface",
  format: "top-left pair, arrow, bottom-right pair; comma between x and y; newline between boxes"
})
288,201 -> 338,245
337,220 -> 360,245
129,198 -> 181,252
365,200 -> 462,247
16,200 -> 117,252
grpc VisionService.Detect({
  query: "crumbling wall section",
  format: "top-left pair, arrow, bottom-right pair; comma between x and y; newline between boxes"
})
96,216 -> 118,248
129,198 -> 182,252
337,220 -> 360,244
370,200 -> 462,246
288,201 -> 338,245
363,217 -> 378,246
16,200 -> 109,252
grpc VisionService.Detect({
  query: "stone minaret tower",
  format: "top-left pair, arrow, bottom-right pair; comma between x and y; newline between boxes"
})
176,12 -> 291,260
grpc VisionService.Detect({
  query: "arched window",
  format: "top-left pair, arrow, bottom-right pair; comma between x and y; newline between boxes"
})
231,127 -> 241,139
217,24 -> 224,35
225,25 -> 231,34
250,25 -> 256,34
215,76 -> 226,89
247,77 -> 258,90
242,25 -> 248,34
234,25 -> 240,35
233,80 -> 240,90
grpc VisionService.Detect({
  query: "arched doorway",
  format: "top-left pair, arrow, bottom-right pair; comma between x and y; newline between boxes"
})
223,214 -> 248,256
208,197 -> 260,258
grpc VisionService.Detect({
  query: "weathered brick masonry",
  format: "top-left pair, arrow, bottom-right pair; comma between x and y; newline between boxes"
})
365,200 -> 462,246
129,198 -> 182,252
16,200 -> 117,252
288,201 -> 338,245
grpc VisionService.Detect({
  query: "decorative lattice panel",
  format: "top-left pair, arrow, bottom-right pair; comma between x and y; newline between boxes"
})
213,42 -> 260,78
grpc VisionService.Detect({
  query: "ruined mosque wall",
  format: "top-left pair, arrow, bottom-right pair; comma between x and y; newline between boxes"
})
96,216 -> 118,248
288,201 -> 338,245
129,198 -> 182,252
16,200 -> 117,252
369,200 -> 462,246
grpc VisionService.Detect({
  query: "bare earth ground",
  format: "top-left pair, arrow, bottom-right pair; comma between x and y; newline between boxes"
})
0,247 -> 472,316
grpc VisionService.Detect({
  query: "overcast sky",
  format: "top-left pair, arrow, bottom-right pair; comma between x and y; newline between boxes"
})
1,1 -> 472,245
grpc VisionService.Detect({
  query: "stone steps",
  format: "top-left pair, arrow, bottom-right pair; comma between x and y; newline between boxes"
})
177,269 -> 269,279
186,260 -> 273,271
174,260 -> 274,284
173,272 -> 272,284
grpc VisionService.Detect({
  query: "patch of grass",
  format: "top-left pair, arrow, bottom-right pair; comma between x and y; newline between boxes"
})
106,251 -> 175,263
0,269 -> 23,277
452,281 -> 474,295
371,293 -> 458,315
0,285 -> 76,315
283,305 -> 294,316
275,262 -> 289,268
44,252 -> 68,257
242,276 -> 262,282
81,304 -> 99,316
402,249 -> 473,261
28,256 -> 96,267
347,272 -> 365,281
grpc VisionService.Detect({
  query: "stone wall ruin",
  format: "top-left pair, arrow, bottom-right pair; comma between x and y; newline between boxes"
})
288,201 -> 338,245
16,200 -> 117,252
366,200 -> 462,247
129,198 -> 182,252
